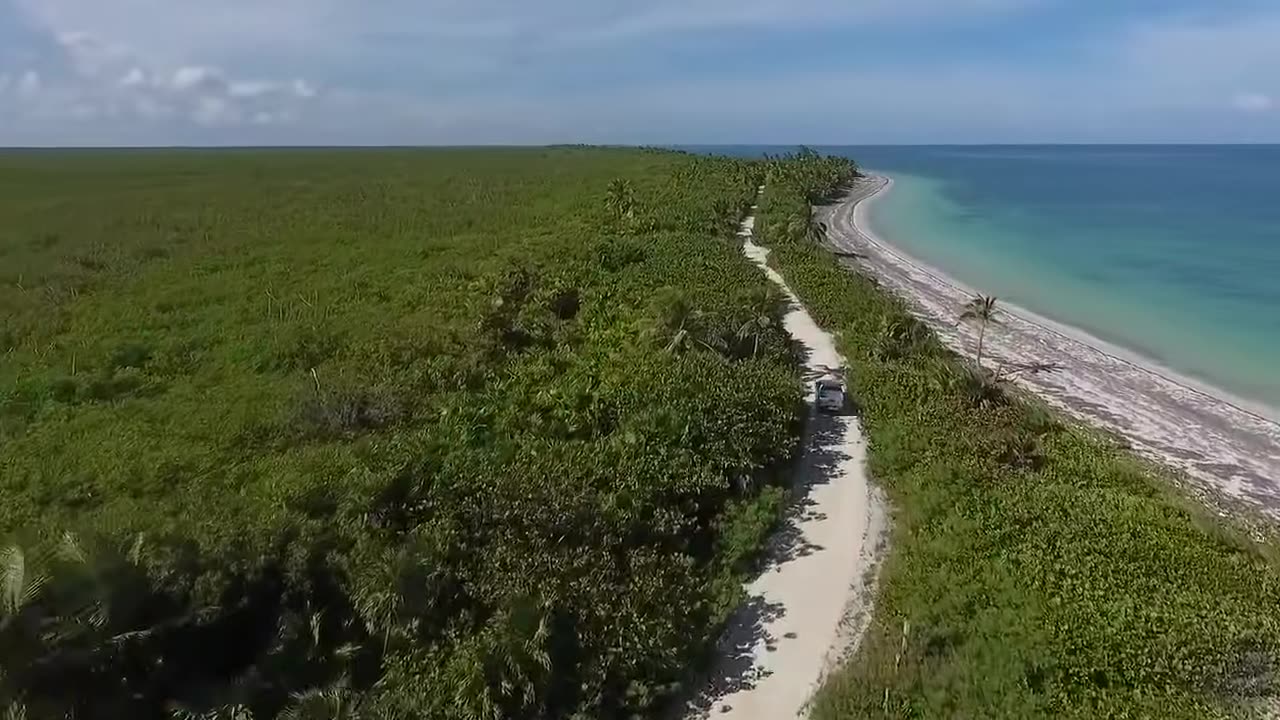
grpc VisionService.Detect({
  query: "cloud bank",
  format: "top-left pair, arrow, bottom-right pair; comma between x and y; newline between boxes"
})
1,0 -> 1278,144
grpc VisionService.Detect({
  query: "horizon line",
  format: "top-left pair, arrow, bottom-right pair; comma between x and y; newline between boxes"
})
2,142 -> 1280,151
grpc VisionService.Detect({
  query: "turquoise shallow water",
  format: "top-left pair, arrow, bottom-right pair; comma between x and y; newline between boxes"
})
693,145 -> 1280,408
845,146 -> 1280,407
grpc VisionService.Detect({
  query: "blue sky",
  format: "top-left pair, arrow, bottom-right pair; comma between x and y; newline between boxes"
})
1,0 -> 1278,145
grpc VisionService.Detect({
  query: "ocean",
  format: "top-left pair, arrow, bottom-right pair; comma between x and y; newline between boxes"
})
698,145 -> 1280,410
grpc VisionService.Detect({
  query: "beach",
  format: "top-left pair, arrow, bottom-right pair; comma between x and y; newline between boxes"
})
823,176 -> 1280,521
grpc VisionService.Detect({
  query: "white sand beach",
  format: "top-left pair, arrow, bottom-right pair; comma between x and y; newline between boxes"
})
822,177 -> 1280,521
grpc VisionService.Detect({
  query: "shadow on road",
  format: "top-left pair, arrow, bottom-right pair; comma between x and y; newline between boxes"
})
767,410 -> 850,567
671,339 -> 855,718
677,596 -> 787,718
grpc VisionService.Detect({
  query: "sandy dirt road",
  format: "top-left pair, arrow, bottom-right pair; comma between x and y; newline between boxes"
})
679,205 -> 888,720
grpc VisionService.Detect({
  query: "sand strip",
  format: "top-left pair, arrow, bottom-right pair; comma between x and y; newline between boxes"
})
822,176 -> 1280,520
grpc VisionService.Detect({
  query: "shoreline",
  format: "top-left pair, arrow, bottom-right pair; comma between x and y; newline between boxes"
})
825,175 -> 1280,520
854,176 -> 1280,426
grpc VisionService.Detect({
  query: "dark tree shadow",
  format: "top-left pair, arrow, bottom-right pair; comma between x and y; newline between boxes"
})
999,360 -> 1063,379
767,410 -> 849,566
673,596 -> 787,718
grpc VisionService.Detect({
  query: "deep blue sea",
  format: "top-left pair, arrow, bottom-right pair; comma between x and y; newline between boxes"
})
690,145 -> 1280,408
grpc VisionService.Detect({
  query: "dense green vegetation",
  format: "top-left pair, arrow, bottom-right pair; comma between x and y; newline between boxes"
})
0,148 -> 806,718
757,156 -> 1280,718
7,145 -> 1279,720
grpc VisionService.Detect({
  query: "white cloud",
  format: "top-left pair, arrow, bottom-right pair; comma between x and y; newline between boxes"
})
1233,92 -> 1273,113
119,67 -> 146,86
1,0 -> 1046,145
133,95 -> 173,119
1,22 -> 323,143
5,0 -> 1280,144
18,70 -> 41,95
16,0 -> 1042,58
193,95 -> 237,126
227,79 -> 319,100
252,110 -> 284,126
228,80 -> 277,98
171,65 -> 225,92
557,0 -> 1040,45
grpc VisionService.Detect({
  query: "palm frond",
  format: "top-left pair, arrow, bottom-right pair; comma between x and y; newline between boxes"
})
663,328 -> 688,353
127,533 -> 148,565
278,679 -> 355,720
58,531 -> 89,566
2,544 -> 47,615
960,295 -> 1001,323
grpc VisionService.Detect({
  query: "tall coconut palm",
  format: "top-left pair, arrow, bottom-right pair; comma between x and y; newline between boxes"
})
959,295 -> 1000,369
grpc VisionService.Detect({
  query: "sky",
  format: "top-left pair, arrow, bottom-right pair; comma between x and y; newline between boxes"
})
1,0 -> 1278,146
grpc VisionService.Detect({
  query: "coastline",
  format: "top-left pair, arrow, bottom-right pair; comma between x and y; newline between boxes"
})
824,175 -> 1280,520
854,177 -> 1280,425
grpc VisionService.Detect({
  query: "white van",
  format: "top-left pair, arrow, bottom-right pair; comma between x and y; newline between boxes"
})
814,375 -> 847,414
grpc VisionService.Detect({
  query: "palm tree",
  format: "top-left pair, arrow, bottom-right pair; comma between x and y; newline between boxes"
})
784,208 -> 828,244
735,315 -> 772,359
604,179 -> 635,222
1,544 -> 47,616
446,596 -> 553,720
959,295 -> 1000,369
353,539 -> 440,652
2,531 -> 157,650
664,311 -> 718,354
487,595 -> 552,709
806,214 -> 828,244
646,288 -> 723,355
872,315 -> 930,361
735,288 -> 778,358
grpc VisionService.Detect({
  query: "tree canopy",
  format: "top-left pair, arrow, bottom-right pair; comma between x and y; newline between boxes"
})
0,148 -> 806,718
